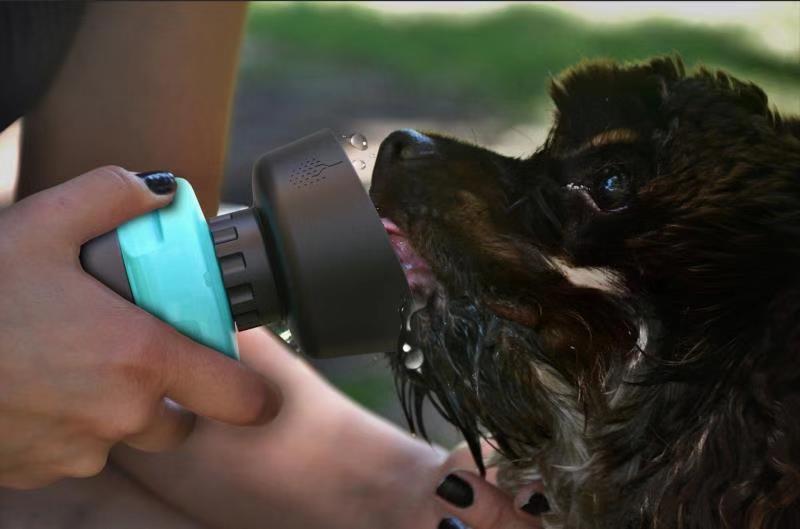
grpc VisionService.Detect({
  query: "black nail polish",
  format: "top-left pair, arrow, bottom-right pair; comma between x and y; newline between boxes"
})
438,518 -> 467,529
136,171 -> 177,195
436,474 -> 474,508
521,492 -> 550,516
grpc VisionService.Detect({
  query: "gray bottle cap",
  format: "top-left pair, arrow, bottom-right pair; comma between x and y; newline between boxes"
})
79,230 -> 134,302
209,207 -> 282,331
250,129 -> 410,358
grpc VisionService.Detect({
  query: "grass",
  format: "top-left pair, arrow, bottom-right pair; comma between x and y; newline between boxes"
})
242,2 -> 800,118
333,372 -> 395,411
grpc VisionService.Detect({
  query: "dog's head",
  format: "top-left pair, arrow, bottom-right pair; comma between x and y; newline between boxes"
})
370,57 -> 800,526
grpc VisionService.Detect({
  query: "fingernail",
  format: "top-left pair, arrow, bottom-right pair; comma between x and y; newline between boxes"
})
521,492 -> 550,516
136,171 -> 177,195
438,518 -> 468,529
436,474 -> 474,508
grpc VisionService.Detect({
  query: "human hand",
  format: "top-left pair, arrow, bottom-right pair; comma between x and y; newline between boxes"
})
434,442 -> 548,529
0,167 -> 281,490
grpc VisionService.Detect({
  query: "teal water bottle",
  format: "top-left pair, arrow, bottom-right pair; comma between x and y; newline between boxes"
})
80,130 -> 409,360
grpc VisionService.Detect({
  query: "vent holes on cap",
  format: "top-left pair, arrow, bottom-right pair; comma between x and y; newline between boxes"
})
289,158 -> 334,188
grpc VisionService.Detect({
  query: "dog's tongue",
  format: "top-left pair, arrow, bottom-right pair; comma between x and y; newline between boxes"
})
382,218 -> 437,301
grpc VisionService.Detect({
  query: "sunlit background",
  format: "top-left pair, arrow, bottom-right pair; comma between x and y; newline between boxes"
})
1,1 -> 798,446
222,1 -> 799,202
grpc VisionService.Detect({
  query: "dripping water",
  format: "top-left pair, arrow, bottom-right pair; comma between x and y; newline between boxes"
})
338,132 -> 370,173
394,297 -> 486,476
342,132 -> 368,151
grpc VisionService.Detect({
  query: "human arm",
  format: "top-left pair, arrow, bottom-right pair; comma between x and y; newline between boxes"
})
11,3 -> 546,524
113,328 -> 449,529
114,328 -> 552,529
16,1 -> 247,216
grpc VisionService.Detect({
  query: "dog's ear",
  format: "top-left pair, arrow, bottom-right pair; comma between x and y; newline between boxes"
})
546,56 -> 685,148
769,106 -> 800,140
782,117 -> 800,139
667,66 -> 777,122
642,55 -> 685,106
548,55 -> 685,110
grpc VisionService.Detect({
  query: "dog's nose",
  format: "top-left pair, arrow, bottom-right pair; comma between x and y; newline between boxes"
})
381,129 -> 437,161
370,129 -> 438,200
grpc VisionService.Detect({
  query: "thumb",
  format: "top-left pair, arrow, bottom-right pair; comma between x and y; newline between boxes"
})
29,166 -> 177,245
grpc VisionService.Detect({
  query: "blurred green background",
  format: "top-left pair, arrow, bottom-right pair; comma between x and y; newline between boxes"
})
222,1 -> 800,448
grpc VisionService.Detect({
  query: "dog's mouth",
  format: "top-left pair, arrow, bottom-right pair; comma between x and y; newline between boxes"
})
371,132 -> 494,475
381,214 -> 489,474
381,218 -> 439,305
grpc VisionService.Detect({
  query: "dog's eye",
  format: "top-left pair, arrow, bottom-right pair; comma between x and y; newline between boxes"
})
592,167 -> 632,210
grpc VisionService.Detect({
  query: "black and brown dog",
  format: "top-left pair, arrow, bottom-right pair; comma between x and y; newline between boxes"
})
370,57 -> 800,529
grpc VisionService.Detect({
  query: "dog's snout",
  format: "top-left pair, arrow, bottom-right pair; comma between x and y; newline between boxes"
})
382,129 -> 437,161
371,129 -> 439,199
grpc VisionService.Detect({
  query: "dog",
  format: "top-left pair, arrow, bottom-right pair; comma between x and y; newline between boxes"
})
369,57 -> 800,529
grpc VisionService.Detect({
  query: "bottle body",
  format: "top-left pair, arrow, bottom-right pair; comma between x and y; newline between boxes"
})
83,178 -> 239,359
81,129 -> 410,359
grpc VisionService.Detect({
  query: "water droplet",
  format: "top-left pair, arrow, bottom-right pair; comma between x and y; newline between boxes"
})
369,153 -> 377,158
351,159 -> 367,171
397,296 -> 426,367
404,348 -> 424,370
346,133 -> 368,151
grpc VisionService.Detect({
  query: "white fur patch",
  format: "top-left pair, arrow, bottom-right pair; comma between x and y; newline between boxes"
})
636,321 -> 649,352
550,257 -> 626,295
532,363 -> 590,464
626,320 -> 649,370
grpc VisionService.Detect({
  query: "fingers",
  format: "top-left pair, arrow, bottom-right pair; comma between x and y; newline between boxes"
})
123,398 -> 196,452
445,439 -> 500,483
435,470 -> 546,529
23,166 -> 177,245
0,438 -> 111,489
159,326 -> 283,427
513,482 -> 550,519
236,327 -> 310,386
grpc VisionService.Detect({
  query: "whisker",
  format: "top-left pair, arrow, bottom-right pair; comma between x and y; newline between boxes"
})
505,196 -> 530,213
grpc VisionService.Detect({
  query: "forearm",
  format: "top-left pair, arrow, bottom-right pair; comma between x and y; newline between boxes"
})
0,465 -> 203,529
112,329 -> 446,529
17,1 -> 247,215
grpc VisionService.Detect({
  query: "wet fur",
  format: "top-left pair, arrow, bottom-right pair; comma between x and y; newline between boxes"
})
370,57 -> 800,528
